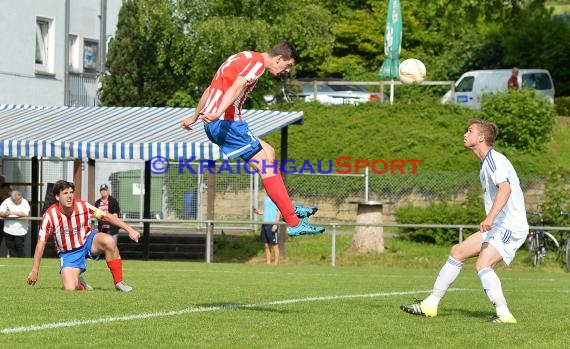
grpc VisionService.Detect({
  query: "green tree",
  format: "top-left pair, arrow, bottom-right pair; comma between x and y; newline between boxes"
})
537,170 -> 570,227
100,0 -> 570,107
481,89 -> 557,151
399,0 -> 529,80
319,7 -> 383,79
316,0 -> 533,82
179,0 -> 334,106
100,0 -> 188,106
500,4 -> 570,96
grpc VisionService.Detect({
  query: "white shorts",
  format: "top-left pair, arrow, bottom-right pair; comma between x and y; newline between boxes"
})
481,226 -> 527,266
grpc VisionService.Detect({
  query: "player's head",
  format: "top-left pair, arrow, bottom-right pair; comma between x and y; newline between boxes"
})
266,41 -> 299,77
466,119 -> 498,146
99,183 -> 109,198
53,180 -> 76,209
53,180 -> 75,196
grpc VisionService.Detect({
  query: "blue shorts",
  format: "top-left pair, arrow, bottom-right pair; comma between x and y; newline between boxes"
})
59,231 -> 101,272
204,120 -> 262,160
260,224 -> 279,245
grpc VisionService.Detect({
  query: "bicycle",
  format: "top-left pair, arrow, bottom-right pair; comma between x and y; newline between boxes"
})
527,209 -> 560,267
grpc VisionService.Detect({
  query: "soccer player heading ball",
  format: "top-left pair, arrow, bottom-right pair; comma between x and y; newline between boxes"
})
180,41 -> 323,236
27,180 -> 141,292
401,119 -> 528,323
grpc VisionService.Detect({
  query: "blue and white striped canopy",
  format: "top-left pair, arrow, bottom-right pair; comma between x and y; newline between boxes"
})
0,106 -> 303,160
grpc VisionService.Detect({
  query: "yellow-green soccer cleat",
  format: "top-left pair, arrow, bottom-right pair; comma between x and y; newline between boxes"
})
400,300 -> 437,318
488,314 -> 517,324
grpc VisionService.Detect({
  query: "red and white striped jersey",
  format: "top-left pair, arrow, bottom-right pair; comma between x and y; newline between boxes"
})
39,200 -> 106,253
201,50 -> 266,121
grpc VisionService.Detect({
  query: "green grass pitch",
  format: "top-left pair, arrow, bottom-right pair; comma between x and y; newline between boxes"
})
1,257 -> 569,348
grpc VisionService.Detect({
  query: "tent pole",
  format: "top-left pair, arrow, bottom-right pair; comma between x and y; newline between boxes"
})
390,79 -> 395,105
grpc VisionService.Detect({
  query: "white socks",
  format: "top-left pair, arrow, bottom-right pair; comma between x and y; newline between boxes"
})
423,259 -> 512,317
424,256 -> 463,307
478,267 -> 510,316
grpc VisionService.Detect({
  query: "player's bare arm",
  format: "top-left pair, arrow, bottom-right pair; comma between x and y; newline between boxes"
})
201,76 -> 248,124
180,89 -> 210,130
103,213 -> 141,243
479,181 -> 512,232
180,114 -> 200,130
27,239 -> 48,285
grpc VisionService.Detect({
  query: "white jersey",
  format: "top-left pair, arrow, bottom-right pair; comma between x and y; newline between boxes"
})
0,197 -> 31,236
480,148 -> 528,232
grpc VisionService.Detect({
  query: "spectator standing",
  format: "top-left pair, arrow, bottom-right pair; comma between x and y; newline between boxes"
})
507,67 -> 519,90
0,182 -> 13,255
0,190 -> 31,257
254,194 -> 281,265
94,184 -> 121,243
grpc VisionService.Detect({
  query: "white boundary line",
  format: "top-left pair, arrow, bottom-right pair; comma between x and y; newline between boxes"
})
1,288 -> 469,334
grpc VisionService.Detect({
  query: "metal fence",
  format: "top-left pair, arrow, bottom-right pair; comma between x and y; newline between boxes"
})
0,158 -> 547,225
67,74 -> 99,107
6,217 -> 570,267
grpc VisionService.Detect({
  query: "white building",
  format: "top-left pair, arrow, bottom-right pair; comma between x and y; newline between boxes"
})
0,1 -> 123,256
0,0 -> 122,106
0,0 -> 124,202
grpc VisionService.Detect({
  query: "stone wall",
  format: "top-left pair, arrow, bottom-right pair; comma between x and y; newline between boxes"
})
200,178 -> 547,225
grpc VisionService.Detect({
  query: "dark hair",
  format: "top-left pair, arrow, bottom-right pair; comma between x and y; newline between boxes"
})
268,41 -> 299,62
52,180 -> 75,196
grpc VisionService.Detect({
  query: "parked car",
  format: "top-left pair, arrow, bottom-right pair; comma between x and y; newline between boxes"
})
441,69 -> 555,109
291,79 -> 384,105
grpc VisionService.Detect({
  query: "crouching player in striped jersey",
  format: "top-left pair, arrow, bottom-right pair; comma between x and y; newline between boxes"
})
27,180 -> 140,292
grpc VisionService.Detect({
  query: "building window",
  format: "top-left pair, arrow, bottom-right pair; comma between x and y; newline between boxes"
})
83,39 -> 99,74
35,17 -> 54,74
69,34 -> 80,73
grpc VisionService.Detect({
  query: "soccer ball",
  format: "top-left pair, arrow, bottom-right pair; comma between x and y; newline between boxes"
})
399,59 -> 427,85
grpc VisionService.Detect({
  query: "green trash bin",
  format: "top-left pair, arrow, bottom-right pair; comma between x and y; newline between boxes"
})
109,170 -> 163,219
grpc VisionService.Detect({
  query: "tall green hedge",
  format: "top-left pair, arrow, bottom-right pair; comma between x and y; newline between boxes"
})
555,97 -> 570,116
395,185 -> 485,245
481,89 -> 557,152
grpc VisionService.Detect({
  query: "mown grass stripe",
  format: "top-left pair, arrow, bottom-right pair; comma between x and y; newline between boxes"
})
1,288 -> 469,334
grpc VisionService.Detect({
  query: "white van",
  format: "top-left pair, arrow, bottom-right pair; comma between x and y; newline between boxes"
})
441,69 -> 555,109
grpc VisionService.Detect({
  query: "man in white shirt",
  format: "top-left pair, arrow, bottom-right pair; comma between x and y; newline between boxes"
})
400,119 -> 528,324
0,190 -> 31,257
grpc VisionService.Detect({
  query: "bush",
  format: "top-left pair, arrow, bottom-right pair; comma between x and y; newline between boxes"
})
555,97 -> 570,116
529,170 -> 570,242
166,91 -> 197,107
481,89 -> 557,152
395,186 -> 484,245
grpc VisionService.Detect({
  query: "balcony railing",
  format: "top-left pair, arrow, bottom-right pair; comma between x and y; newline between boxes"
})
67,73 -> 99,106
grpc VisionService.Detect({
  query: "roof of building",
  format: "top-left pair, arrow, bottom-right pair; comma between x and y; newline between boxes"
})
0,106 -> 303,160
